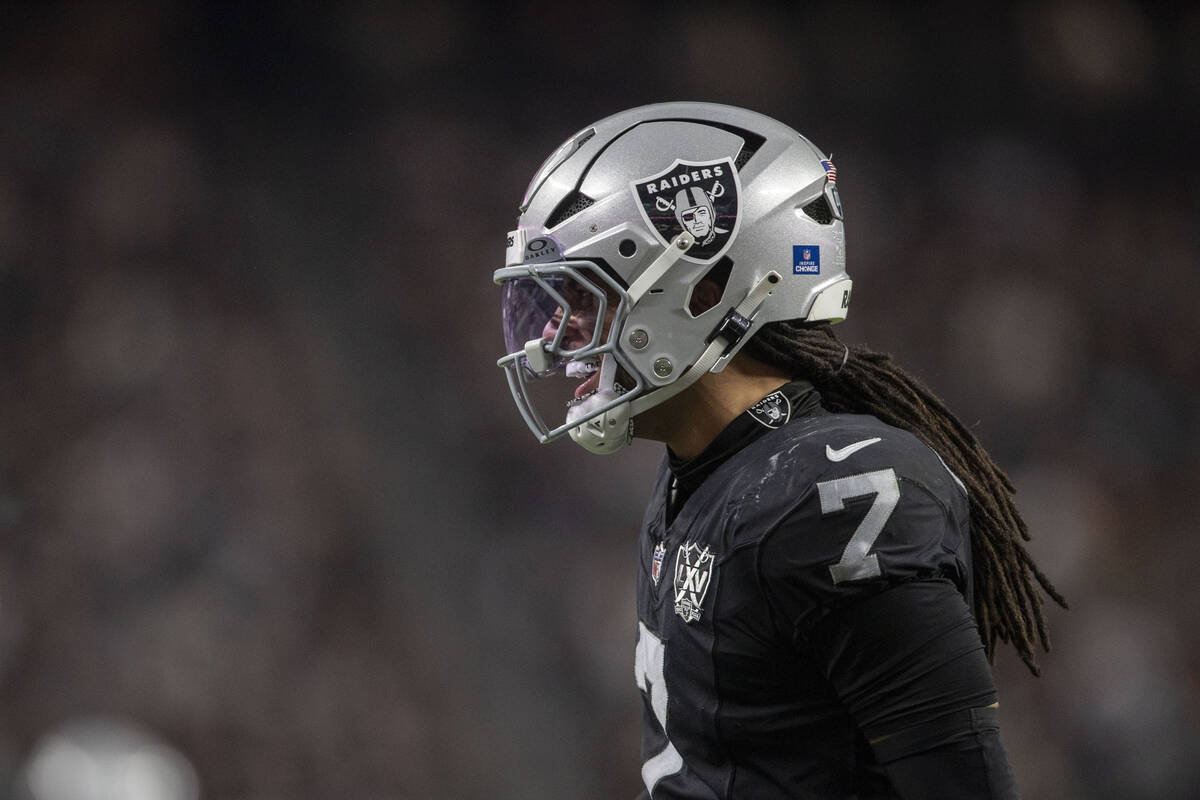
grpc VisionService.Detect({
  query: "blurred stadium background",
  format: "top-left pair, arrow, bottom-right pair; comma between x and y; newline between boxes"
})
1,1 -> 1198,798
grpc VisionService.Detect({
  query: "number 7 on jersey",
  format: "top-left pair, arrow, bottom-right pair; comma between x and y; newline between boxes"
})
816,468 -> 899,584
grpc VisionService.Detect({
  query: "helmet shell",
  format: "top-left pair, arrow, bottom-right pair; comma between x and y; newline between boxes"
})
497,102 -> 850,451
514,102 -> 848,388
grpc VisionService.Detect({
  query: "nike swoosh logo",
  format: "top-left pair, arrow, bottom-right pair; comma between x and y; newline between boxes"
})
826,437 -> 882,462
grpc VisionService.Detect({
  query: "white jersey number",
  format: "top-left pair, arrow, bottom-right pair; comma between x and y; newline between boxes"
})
635,622 -> 683,794
816,468 -> 899,584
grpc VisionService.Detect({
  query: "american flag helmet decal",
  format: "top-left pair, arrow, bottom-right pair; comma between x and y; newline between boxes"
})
821,158 -> 837,183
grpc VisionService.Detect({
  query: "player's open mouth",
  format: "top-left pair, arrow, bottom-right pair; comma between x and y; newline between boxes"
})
565,358 -> 601,405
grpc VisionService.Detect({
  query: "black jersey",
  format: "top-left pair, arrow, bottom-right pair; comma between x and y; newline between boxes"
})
634,383 -> 1018,799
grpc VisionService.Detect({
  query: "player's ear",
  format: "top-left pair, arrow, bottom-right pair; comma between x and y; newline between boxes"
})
689,277 -> 724,316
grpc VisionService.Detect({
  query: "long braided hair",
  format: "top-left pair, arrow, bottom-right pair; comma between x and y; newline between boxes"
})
743,320 -> 1067,675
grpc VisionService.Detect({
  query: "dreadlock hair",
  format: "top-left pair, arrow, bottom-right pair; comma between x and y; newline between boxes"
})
742,320 -> 1067,675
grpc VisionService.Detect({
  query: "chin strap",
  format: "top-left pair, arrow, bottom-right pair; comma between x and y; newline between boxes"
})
629,269 -> 781,416
627,231 -> 694,303
568,269 -> 782,455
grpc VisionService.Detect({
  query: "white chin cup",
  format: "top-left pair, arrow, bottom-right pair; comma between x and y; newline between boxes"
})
566,389 -> 632,454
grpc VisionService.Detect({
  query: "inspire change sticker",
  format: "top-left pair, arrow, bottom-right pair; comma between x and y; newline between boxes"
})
793,245 -> 820,274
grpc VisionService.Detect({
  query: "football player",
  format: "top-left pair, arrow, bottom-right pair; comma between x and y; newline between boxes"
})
494,103 -> 1065,799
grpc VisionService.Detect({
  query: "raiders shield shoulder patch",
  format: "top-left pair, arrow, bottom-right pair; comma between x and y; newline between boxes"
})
632,157 -> 741,264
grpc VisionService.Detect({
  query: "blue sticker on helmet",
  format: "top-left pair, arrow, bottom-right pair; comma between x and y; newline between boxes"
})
793,245 -> 820,274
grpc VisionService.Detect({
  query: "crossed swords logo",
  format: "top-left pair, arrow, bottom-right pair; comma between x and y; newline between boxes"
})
652,179 -> 726,213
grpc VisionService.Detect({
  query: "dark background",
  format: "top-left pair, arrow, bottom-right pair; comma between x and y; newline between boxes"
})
1,1 -> 1198,798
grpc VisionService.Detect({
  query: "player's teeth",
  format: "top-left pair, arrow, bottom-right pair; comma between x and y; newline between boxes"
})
566,389 -> 599,408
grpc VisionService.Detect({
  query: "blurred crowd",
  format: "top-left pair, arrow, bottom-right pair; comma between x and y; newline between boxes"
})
1,2 -> 1198,798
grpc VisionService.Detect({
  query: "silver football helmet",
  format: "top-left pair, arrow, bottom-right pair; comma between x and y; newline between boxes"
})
495,102 -> 850,454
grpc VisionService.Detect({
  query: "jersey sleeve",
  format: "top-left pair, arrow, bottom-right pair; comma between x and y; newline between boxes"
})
753,454 -> 1018,797
753,463 -> 970,639
808,580 -> 1020,799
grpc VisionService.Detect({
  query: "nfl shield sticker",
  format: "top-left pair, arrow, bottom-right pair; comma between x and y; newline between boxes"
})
673,542 -> 716,623
793,245 -> 820,274
747,390 -> 791,429
632,158 -> 741,263
651,541 -> 666,585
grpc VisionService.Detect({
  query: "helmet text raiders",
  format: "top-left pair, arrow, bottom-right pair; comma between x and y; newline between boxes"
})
494,102 -> 850,454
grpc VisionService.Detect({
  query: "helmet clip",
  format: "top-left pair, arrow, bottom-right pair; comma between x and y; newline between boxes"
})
705,309 -> 752,356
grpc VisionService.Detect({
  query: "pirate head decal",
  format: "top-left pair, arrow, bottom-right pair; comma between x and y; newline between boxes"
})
632,157 -> 741,263
747,390 -> 791,429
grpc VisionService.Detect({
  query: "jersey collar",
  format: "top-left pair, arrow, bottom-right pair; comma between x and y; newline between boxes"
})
668,380 -> 822,497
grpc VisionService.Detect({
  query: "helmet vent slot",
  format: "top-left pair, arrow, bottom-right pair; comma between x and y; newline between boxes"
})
687,256 -> 733,317
546,191 -> 596,228
734,145 -> 757,171
802,196 -> 833,224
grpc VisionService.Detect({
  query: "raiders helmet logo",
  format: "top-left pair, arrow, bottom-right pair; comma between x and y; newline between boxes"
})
632,158 -> 741,264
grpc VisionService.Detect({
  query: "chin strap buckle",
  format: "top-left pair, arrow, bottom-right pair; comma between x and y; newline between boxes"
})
705,269 -> 782,355
705,309 -> 752,355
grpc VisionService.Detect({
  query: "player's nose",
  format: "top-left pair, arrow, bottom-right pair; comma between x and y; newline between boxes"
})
541,310 -> 563,342
544,309 -> 592,349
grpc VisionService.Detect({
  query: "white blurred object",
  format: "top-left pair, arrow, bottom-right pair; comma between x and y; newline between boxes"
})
19,716 -> 199,800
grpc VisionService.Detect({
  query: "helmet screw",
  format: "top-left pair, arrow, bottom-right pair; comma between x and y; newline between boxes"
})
629,329 -> 649,350
653,357 -> 673,377
676,234 -> 691,250
589,223 -> 598,232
